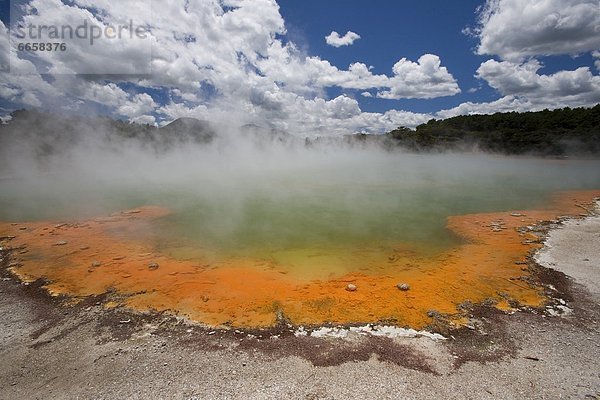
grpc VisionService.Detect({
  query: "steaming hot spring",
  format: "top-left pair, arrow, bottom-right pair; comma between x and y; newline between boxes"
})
1,132 -> 600,329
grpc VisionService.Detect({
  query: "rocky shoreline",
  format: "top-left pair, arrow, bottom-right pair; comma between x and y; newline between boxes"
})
1,204 -> 599,399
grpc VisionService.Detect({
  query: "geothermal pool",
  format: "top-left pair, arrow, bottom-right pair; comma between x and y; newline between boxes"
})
1,151 -> 600,328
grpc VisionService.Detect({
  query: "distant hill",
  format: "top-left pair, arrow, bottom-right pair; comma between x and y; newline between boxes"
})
240,123 -> 299,147
0,111 -> 220,160
160,118 -> 216,144
384,105 -> 600,156
2,106 -> 600,158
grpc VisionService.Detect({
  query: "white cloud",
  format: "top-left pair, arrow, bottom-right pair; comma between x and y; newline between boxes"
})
325,31 -> 361,47
472,0 -> 600,61
0,21 -> 63,108
3,0 -> 599,134
116,93 -> 157,120
454,0 -> 600,119
376,54 -> 461,100
476,59 -> 600,106
593,51 -> 600,71
436,96 -> 535,119
256,46 -> 459,99
5,0 -> 598,135
9,0 -> 152,74
261,94 -> 432,134
438,58 -> 600,119
157,102 -> 209,124
1,0 -> 461,133
130,114 -> 157,125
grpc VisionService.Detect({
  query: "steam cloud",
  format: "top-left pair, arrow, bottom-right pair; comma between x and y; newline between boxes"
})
1,114 -> 600,255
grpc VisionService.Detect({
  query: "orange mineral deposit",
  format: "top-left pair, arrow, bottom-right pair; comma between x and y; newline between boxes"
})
2,191 -> 599,329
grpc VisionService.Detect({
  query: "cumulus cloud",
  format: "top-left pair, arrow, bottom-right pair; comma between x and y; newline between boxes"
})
476,59 -> 600,106
263,94 -> 432,135
376,54 -> 461,100
256,48 -> 459,99
471,0 -> 600,61
0,21 -> 63,108
436,96 -> 536,119
453,0 -> 600,120
325,31 -> 361,47
593,51 -> 600,71
3,0 -> 599,135
10,0 -> 152,74
1,0 -> 461,134
437,59 -> 600,119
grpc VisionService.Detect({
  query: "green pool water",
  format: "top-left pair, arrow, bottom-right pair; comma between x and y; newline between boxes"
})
2,152 -> 599,268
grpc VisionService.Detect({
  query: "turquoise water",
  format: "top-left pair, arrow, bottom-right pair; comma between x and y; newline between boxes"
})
1,153 -> 599,260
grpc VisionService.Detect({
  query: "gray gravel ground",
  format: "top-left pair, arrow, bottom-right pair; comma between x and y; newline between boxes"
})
1,212 -> 599,400
536,206 -> 600,296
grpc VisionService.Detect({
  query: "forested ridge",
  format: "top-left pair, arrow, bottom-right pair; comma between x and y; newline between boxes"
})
2,105 -> 600,156
385,105 -> 600,155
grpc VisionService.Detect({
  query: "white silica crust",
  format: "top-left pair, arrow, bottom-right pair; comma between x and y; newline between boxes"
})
535,201 -> 600,297
294,325 -> 446,341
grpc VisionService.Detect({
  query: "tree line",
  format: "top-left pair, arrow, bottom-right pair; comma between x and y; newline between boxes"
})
385,105 -> 600,155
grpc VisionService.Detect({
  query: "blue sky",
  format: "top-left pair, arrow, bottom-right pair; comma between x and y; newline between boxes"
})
277,0 -> 597,115
0,0 -> 599,134
279,0 -> 486,113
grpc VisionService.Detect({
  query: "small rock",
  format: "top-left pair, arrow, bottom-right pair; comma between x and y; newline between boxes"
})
113,256 -> 126,260
148,262 -> 159,271
91,261 -> 102,268
427,310 -> 440,318
397,283 -> 410,291
346,283 -> 357,292
54,240 -> 68,246
80,246 -> 90,250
